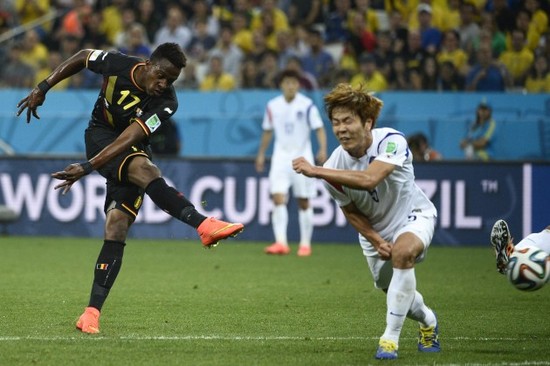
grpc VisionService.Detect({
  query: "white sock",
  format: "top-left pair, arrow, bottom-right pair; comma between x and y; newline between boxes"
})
298,207 -> 313,247
272,204 -> 288,245
407,291 -> 436,328
382,268 -> 416,344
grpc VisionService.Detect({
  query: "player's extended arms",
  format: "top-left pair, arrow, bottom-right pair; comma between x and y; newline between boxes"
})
51,122 -> 147,194
88,122 -> 146,171
16,49 -> 92,123
294,158 -> 394,191
42,49 -> 91,89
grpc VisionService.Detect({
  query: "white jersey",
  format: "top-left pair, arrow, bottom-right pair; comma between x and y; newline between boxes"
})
262,92 -> 324,164
323,127 -> 437,242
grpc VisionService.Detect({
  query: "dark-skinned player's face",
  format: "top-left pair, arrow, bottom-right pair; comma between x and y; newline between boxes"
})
144,59 -> 182,96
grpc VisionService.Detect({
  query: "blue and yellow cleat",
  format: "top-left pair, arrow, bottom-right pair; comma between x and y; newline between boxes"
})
418,315 -> 441,352
375,339 -> 398,360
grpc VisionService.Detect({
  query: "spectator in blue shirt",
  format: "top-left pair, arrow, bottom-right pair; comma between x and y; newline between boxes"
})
466,44 -> 509,91
417,4 -> 442,55
300,28 -> 335,87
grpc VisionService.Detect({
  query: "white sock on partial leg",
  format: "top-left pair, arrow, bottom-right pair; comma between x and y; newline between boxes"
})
272,204 -> 288,245
381,268 -> 416,344
407,291 -> 436,327
298,207 -> 313,247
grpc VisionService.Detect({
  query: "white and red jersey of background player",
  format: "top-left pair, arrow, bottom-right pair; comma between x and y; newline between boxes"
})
262,92 -> 324,164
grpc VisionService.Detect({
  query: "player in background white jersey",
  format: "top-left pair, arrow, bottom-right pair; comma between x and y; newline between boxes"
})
256,69 -> 327,256
292,83 -> 440,360
491,219 -> 550,274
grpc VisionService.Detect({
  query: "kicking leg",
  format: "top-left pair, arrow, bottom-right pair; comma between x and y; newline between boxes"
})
129,157 -> 243,247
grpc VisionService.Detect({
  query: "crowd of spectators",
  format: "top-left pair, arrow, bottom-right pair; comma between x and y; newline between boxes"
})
0,0 -> 549,92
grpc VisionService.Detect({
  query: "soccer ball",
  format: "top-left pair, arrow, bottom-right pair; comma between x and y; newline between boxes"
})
506,245 -> 550,292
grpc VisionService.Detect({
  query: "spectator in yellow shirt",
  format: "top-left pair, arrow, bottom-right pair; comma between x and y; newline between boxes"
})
200,55 -> 237,91
437,30 -> 468,75
232,11 -> 254,54
350,53 -> 388,92
348,0 -> 380,33
524,54 -> 550,93
100,0 -> 128,45
15,0 -> 50,35
250,0 -> 289,33
507,9 -> 541,51
525,0 -> 548,35
19,29 -> 49,72
499,29 -> 534,87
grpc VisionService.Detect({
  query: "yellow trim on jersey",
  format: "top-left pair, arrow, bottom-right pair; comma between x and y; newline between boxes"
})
118,151 -> 149,181
131,63 -> 146,91
121,203 -> 138,218
84,50 -> 94,68
104,76 -> 118,127
133,118 -> 150,137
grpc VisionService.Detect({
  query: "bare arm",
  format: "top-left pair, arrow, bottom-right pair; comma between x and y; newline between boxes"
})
315,127 -> 327,165
293,158 -> 395,191
341,202 -> 392,260
16,49 -> 92,122
255,130 -> 273,173
51,122 -> 147,194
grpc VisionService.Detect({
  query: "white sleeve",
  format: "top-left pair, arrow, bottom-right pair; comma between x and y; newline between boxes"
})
307,104 -> 324,130
262,103 -> 273,131
374,133 -> 409,167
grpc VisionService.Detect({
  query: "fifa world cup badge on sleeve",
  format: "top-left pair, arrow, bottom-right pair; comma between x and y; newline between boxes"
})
386,142 -> 398,157
145,114 -> 162,133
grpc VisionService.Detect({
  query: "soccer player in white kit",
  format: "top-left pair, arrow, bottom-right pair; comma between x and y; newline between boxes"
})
256,69 -> 327,256
491,219 -> 550,275
292,83 -> 440,360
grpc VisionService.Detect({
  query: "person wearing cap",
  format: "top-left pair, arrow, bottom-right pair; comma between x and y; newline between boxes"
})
459,101 -> 497,161
416,3 -> 442,55
408,1 -> 445,32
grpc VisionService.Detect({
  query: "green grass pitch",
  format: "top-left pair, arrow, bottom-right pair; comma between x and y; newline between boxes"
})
0,236 -> 549,365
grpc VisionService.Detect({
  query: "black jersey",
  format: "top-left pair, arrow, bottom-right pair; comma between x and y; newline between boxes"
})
86,49 -> 178,137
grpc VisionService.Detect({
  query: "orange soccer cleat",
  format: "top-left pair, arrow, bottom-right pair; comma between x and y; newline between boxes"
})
297,246 -> 312,257
76,306 -> 100,334
197,217 -> 244,248
264,242 -> 291,255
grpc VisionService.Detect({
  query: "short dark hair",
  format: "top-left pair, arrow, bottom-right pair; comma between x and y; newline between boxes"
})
151,43 -> 187,69
278,69 -> 301,83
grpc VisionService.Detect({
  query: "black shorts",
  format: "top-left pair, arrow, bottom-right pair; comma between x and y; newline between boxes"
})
85,123 -> 152,220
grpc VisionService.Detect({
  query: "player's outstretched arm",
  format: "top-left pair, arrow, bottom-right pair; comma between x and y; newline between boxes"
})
341,202 -> 392,260
51,122 -> 147,193
16,49 -> 92,123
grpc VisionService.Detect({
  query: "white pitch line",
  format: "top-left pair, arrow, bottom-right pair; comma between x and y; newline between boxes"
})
1,335 -> 549,342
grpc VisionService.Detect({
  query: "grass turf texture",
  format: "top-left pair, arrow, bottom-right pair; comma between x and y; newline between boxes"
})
0,237 -> 549,366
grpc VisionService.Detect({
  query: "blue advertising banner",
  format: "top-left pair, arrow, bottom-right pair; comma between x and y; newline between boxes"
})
1,157 -> 546,246
1,90 -> 549,160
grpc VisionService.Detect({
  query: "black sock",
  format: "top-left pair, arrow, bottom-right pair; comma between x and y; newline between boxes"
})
145,177 -> 206,228
88,240 -> 125,311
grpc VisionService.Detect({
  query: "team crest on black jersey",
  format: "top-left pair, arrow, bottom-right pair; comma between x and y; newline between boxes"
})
135,108 -> 143,117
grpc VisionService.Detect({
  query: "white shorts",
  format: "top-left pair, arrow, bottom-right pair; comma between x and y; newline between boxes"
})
361,213 -> 436,290
269,159 -> 316,198
515,229 -> 550,253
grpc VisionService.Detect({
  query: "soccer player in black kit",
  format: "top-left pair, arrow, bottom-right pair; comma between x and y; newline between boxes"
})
16,43 -> 244,334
